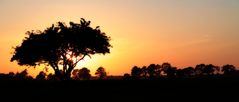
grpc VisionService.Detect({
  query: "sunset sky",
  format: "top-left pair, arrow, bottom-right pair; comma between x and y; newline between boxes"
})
0,0 -> 239,76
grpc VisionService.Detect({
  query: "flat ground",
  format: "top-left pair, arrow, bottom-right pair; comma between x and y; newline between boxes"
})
1,78 -> 239,101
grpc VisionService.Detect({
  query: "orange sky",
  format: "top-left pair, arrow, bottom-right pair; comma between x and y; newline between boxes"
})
0,0 -> 239,76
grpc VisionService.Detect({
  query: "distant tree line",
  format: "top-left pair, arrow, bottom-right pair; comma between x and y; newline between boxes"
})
0,67 -> 107,81
0,63 -> 238,81
126,63 -> 238,80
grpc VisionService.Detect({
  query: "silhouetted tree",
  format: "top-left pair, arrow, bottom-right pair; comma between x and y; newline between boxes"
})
36,71 -> 46,80
195,64 -> 206,75
8,72 -> 15,79
11,18 -> 112,80
14,69 -> 33,80
195,64 -> 219,76
0,72 -> 16,80
141,66 -> 148,79
204,64 -> 216,75
46,73 -> 59,80
181,67 -> 195,77
214,66 -> 220,75
123,73 -> 131,80
95,67 -> 107,79
166,67 -> 177,78
77,67 -> 91,80
72,69 -> 80,79
147,64 -> 161,79
162,62 -> 176,77
131,66 -> 142,79
222,64 -> 236,75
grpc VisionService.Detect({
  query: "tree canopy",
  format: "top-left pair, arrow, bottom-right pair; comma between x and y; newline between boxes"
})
95,67 -> 107,79
11,18 -> 112,80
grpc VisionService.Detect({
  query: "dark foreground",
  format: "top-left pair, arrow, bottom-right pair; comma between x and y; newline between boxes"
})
1,78 -> 239,101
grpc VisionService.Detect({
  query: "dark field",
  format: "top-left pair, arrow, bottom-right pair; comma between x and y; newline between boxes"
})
1,78 -> 239,101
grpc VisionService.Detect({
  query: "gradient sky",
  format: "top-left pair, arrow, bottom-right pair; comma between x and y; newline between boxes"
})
0,0 -> 239,76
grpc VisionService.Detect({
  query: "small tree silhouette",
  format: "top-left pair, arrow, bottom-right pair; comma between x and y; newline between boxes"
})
11,18 -> 112,80
72,69 -> 80,79
147,64 -> 161,79
204,64 -> 216,75
195,64 -> 206,75
181,67 -> 195,77
36,71 -> 47,80
162,62 -> 173,76
46,73 -> 58,80
72,67 -> 91,80
131,66 -> 142,79
95,67 -> 107,79
141,66 -> 148,79
8,72 -> 15,79
78,67 -> 91,80
222,64 -> 236,75
123,73 -> 131,80
165,67 -> 177,78
14,69 -> 33,80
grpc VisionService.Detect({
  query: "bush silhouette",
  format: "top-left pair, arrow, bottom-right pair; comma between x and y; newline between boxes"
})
147,64 -> 161,79
36,71 -> 47,80
14,69 -> 33,80
72,67 -> 91,80
131,66 -> 142,79
95,67 -> 107,79
11,18 -> 112,80
222,64 -> 236,75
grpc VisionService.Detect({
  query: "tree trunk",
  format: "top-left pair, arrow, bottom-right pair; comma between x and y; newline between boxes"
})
65,67 -> 74,80
51,64 -> 74,80
50,64 -> 64,80
54,69 -> 64,80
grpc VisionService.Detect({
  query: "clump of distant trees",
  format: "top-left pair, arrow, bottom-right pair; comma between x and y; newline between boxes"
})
0,69 -> 33,80
0,63 -> 238,81
0,67 -> 107,81
126,63 -> 238,80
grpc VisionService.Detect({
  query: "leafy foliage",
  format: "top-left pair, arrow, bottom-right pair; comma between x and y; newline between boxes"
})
95,67 -> 107,79
11,18 -> 112,80
72,67 -> 91,80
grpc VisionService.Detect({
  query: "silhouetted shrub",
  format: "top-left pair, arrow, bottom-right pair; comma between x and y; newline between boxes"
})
95,67 -> 107,79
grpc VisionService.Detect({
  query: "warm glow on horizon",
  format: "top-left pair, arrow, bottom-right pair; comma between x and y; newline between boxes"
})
0,0 -> 239,77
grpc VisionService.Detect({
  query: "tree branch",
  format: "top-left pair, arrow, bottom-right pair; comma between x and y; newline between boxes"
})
73,54 -> 87,68
49,62 -> 56,70
62,53 -> 68,73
